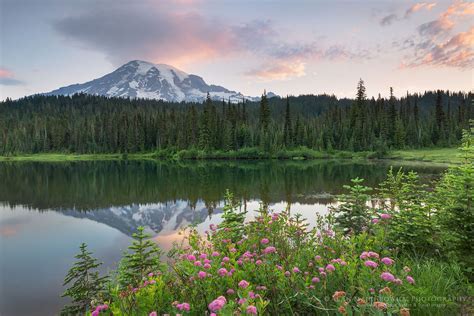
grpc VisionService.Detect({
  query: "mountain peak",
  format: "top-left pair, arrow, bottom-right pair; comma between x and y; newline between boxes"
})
46,60 -> 260,102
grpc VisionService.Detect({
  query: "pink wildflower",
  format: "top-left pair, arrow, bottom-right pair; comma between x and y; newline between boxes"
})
239,280 -> 250,288
218,268 -> 228,276
238,298 -> 247,305
284,271 -> 291,277
263,246 -> 276,254
187,254 -> 196,261
226,288 -> 235,295
198,271 -> 207,279
148,272 -> 154,277
315,255 -> 321,260
326,264 -> 336,272
312,277 -> 320,283
380,213 -> 391,220
365,260 -> 378,268
200,253 -> 207,259
149,312 -> 157,316
261,238 -> 270,244
211,251 -> 220,257
360,251 -> 369,260
381,257 -> 394,265
246,305 -> 258,315
406,276 -> 415,284
256,259 -> 263,265
222,256 -> 230,263
381,272 -> 395,282
208,297 -> 226,312
372,218 -> 379,224
177,303 -> 190,311
368,251 -> 379,259
293,267 -> 301,273
204,263 -> 211,269
194,261 -> 202,266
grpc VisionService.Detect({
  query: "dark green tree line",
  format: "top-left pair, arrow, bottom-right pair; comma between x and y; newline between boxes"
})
0,81 -> 471,155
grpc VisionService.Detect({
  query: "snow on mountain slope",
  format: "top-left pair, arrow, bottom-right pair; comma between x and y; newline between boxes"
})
46,60 -> 262,102
62,200 -> 222,236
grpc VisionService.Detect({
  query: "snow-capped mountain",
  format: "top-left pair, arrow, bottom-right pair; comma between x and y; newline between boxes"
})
62,200 -> 222,236
46,60 -> 262,102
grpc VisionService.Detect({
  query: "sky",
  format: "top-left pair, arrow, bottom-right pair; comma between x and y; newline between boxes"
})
0,0 -> 472,100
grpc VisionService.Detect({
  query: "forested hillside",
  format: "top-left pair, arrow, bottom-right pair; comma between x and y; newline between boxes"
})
0,80 -> 471,155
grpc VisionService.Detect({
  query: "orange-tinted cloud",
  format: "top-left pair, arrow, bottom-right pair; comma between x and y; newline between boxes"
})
418,0 -> 473,35
401,26 -> 473,69
246,61 -> 306,81
0,67 -> 23,85
381,2 -> 437,26
55,4 -> 373,80
0,68 -> 14,78
400,1 -> 473,69
405,2 -> 437,18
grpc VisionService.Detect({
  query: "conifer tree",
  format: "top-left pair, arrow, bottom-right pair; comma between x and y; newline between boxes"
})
283,96 -> 293,148
259,90 -> 270,131
119,226 -> 162,287
61,243 -> 107,315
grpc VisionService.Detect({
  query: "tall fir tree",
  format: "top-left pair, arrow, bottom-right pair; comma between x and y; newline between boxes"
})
119,226 -> 163,288
283,96 -> 293,148
61,243 -> 107,315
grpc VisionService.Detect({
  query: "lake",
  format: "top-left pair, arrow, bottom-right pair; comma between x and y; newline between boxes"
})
0,160 -> 446,316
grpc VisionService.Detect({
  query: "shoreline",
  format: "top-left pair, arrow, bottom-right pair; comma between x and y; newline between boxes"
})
0,147 -> 461,165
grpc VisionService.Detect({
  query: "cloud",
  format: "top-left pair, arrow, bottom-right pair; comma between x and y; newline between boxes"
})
380,2 -> 437,26
401,26 -> 474,69
55,6 -> 236,68
401,1 -> 474,69
245,61 -> 306,81
418,1 -> 473,36
0,67 -> 23,85
380,13 -> 398,26
54,3 -> 373,80
405,2 -> 437,18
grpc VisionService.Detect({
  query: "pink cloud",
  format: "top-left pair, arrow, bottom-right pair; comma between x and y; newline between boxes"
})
0,67 -> 23,85
401,26 -> 474,69
405,2 -> 437,18
55,5 -> 372,81
0,68 -> 14,78
245,61 -> 306,81
418,1 -> 474,36
400,1 -> 473,69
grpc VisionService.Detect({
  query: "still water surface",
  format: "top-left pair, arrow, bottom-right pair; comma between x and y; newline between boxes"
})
0,160 -> 446,316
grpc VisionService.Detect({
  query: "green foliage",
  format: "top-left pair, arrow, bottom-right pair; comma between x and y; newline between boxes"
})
332,177 -> 373,235
119,226 -> 163,287
381,168 -> 441,256
214,190 -> 247,244
61,243 -> 107,315
433,122 -> 474,277
0,88 -> 470,156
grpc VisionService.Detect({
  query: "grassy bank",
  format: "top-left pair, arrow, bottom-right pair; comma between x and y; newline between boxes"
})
384,148 -> 462,164
0,147 -> 460,164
